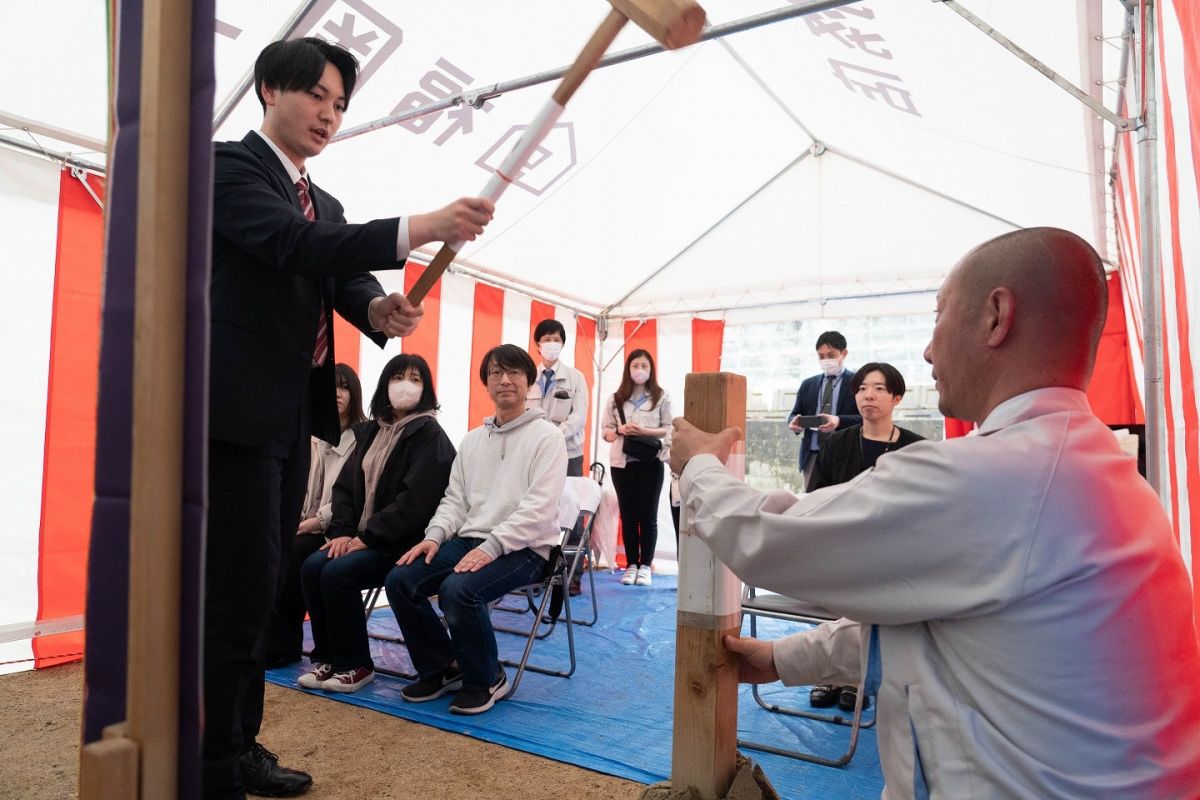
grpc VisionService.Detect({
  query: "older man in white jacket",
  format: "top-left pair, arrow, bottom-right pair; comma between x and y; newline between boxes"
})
671,228 -> 1200,799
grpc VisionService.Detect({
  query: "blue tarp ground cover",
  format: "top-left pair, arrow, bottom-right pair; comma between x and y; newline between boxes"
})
267,573 -> 884,799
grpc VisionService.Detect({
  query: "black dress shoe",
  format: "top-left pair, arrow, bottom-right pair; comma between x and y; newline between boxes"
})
837,685 -> 870,713
809,684 -> 837,708
240,743 -> 312,798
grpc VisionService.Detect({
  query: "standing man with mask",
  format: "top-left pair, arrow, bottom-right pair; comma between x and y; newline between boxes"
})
786,331 -> 861,485
207,37 -> 494,799
526,319 -> 589,477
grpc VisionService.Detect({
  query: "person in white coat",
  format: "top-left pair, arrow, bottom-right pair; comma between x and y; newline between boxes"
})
670,227 -> 1200,799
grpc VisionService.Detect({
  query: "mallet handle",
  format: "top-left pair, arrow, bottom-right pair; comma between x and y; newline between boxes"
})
554,8 -> 630,106
407,243 -> 455,305
406,7 -> 629,306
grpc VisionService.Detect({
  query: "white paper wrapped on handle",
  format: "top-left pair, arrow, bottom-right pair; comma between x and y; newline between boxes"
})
445,99 -> 565,253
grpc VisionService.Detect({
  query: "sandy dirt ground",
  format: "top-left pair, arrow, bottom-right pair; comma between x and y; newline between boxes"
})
0,663 -> 643,800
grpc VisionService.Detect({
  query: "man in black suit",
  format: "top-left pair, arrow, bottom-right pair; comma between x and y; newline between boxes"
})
205,38 -> 494,800
786,331 -> 862,486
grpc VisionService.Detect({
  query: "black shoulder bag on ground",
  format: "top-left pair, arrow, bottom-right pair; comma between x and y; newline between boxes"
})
616,404 -> 662,462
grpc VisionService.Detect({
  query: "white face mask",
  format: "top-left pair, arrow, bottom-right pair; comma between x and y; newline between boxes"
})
388,379 -> 422,412
539,342 -> 563,362
818,358 -> 841,377
630,369 -> 651,385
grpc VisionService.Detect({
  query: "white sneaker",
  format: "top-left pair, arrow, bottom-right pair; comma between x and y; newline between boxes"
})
297,662 -> 333,689
621,565 -> 639,585
635,565 -> 653,586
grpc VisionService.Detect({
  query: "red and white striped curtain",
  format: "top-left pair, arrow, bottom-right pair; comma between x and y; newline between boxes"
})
0,155 -> 104,675
1113,0 -> 1200,614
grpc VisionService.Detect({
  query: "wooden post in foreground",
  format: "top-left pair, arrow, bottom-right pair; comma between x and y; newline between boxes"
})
79,0 -> 192,796
671,372 -> 746,799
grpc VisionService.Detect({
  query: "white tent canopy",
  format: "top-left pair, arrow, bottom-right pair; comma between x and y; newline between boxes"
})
7,0 -> 1129,320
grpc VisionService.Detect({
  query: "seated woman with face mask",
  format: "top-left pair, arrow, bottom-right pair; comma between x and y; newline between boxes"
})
296,353 -> 457,693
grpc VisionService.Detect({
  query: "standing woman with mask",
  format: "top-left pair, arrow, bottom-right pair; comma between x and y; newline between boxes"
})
297,353 -> 456,692
267,362 -> 366,667
602,349 -> 671,586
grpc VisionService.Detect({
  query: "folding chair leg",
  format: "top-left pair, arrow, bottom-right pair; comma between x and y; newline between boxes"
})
567,548 -> 599,628
738,601 -> 874,766
501,576 -> 576,698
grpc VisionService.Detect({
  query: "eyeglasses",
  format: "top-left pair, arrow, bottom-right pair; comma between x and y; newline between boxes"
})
487,367 -> 526,381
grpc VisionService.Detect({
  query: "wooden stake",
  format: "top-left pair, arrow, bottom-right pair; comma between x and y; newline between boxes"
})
76,0 -> 193,796
671,372 -> 746,800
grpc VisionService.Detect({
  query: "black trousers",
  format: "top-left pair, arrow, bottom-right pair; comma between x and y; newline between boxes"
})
203,397 -> 310,799
266,532 -> 327,664
611,459 -> 665,567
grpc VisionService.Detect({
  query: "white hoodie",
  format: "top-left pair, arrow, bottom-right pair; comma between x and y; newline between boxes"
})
424,408 -> 567,560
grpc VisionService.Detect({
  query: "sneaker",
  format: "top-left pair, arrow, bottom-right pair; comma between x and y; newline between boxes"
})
621,565 -> 639,585
635,565 -> 653,586
321,666 -> 374,693
401,667 -> 464,702
296,662 -> 333,689
449,669 -> 508,715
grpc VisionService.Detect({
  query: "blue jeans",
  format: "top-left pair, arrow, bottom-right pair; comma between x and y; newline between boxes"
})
300,546 -> 395,671
384,537 -> 547,689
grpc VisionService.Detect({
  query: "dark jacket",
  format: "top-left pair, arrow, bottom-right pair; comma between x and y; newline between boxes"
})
327,416 -> 456,560
806,424 -> 925,492
788,367 -> 863,470
209,132 -> 404,446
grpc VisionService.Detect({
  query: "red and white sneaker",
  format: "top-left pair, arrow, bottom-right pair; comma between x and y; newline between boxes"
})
296,662 -> 334,689
321,666 -> 375,693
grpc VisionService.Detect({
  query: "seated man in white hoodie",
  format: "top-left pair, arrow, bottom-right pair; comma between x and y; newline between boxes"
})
385,344 -> 567,715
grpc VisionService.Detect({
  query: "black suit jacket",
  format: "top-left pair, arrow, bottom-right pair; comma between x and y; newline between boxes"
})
210,132 -> 403,446
787,367 -> 862,470
327,417 -> 457,560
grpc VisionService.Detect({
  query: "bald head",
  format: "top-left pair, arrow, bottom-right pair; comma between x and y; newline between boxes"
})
960,227 -> 1107,366
925,227 -> 1108,422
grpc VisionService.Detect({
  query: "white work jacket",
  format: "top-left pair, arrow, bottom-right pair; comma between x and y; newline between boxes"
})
680,388 -> 1200,799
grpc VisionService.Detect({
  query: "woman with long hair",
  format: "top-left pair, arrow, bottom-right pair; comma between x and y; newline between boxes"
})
267,362 -> 367,666
601,349 -> 672,586
296,353 -> 456,693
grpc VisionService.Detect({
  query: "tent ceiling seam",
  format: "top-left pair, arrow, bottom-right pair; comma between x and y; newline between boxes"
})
824,145 -> 1024,230
601,148 -> 815,315
715,38 -> 819,143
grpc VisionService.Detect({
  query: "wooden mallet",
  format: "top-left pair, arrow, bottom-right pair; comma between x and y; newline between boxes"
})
405,0 -> 706,304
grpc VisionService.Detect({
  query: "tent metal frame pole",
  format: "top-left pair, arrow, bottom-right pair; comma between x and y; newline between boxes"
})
0,109 -> 107,153
1107,9 -> 1135,254
937,0 -> 1137,131
1077,0 -> 1110,263
211,0 -> 323,132
1136,0 -> 1165,500
404,250 -> 599,316
0,132 -> 106,174
335,0 -> 863,142
611,286 -> 940,321
591,314 -> 609,479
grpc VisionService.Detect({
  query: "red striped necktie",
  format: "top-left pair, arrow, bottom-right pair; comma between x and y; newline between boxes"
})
296,177 -> 329,368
